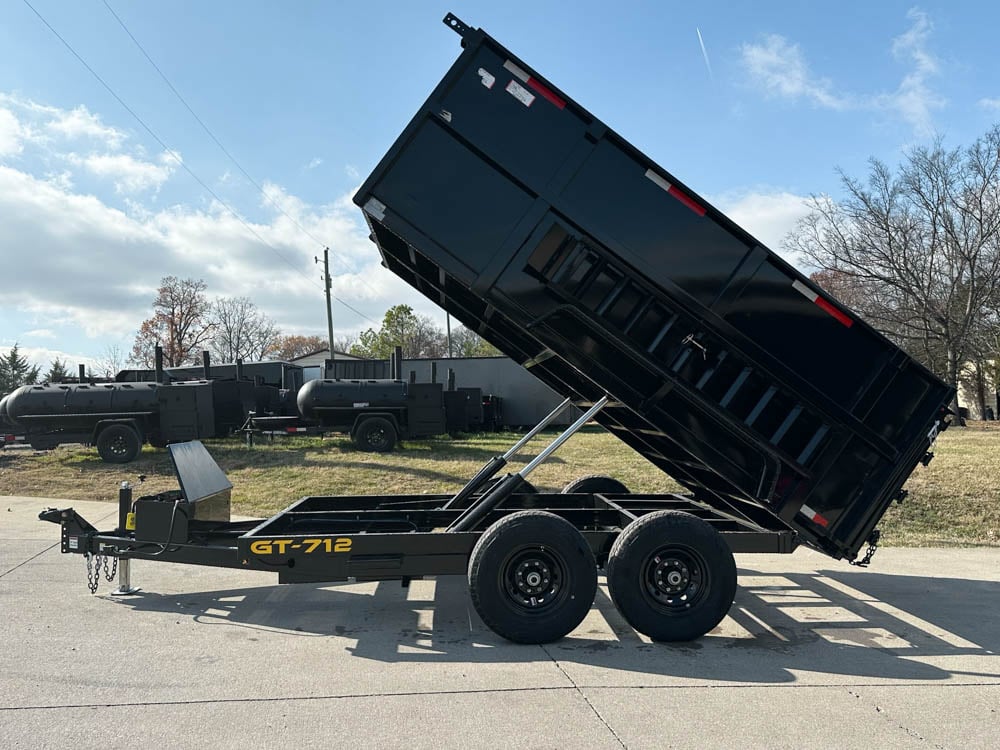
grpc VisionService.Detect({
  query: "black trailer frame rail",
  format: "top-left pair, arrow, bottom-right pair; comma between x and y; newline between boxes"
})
42,423 -> 796,586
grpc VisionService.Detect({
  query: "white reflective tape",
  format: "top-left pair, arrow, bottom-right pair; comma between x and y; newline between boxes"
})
364,197 -> 386,221
503,60 -> 530,82
800,504 -> 818,519
792,279 -> 818,302
644,169 -> 672,193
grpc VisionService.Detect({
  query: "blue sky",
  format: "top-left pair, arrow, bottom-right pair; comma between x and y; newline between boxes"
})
1,0 -> 999,373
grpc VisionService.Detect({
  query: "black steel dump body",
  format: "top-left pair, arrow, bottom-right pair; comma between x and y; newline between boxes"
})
354,15 -> 952,561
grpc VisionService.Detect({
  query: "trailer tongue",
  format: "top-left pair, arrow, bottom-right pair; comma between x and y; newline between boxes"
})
40,13 -> 950,644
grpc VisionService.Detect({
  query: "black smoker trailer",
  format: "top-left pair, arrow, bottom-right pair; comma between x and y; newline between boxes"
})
41,14 -> 952,645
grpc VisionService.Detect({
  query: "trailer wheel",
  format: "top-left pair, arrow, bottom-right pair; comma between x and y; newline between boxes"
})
468,511 -> 597,644
353,417 -> 397,452
606,510 -> 736,642
560,475 -> 630,494
96,424 -> 141,464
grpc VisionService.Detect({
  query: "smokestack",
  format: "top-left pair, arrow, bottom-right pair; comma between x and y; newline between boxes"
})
430,361 -> 437,384
202,351 -> 211,379
409,370 -> 416,384
447,368 -> 456,392
154,345 -> 165,384
78,363 -> 86,384
235,358 -> 244,381
394,346 -> 403,380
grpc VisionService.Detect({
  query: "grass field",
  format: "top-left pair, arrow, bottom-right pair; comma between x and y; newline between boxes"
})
1,424 -> 997,547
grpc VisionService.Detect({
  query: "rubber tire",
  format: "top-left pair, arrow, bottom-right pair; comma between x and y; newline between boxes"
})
353,417 -> 397,452
468,510 -> 597,644
561,474 -> 630,495
96,424 -> 141,464
606,510 -> 736,642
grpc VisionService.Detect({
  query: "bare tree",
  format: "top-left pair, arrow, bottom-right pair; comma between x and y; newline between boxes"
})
95,344 -> 128,379
787,127 -> 1000,422
209,297 -> 280,363
131,277 -> 215,367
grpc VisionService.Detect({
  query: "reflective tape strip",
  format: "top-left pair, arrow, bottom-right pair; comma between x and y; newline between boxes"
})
792,280 -> 853,328
799,504 -> 829,528
503,60 -> 566,109
644,169 -> 706,216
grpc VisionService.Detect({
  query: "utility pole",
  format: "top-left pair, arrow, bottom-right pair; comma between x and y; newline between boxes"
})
316,248 -> 335,361
446,312 -> 453,357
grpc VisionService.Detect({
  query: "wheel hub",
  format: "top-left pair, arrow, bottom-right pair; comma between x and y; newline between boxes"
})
505,550 -> 563,609
644,548 -> 705,610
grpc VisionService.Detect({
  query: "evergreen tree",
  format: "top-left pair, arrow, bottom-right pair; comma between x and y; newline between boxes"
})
0,344 -> 41,395
46,357 -> 70,383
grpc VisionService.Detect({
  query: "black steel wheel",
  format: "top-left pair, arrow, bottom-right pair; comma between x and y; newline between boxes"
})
468,510 -> 597,644
560,474 -> 630,494
96,424 -> 141,464
353,417 -> 397,452
606,510 -> 736,642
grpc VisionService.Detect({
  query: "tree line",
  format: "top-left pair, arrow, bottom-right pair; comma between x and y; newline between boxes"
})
127,276 -> 498,370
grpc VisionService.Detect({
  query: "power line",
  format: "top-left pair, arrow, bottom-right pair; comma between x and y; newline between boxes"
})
99,0 -> 385,301
20,0 -> 378,327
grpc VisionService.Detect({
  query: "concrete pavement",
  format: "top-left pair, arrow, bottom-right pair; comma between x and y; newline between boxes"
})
1,495 -> 998,749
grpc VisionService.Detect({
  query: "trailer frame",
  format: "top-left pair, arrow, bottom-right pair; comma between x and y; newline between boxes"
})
41,398 -> 797,644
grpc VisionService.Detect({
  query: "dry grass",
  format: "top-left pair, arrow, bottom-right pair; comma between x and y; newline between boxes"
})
2,425 -> 997,547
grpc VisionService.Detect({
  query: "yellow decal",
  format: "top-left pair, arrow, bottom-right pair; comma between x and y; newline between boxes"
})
250,537 -> 352,555
125,512 -> 136,531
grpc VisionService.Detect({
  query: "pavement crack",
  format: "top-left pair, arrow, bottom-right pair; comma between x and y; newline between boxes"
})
845,689 -> 945,749
540,644 -> 628,750
0,541 -> 60,579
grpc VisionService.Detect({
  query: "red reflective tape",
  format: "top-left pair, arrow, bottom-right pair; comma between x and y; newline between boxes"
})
504,60 -> 565,109
813,296 -> 854,328
799,504 -> 829,527
526,77 -> 566,109
667,185 -> 707,216
4,434 -> 14,442
792,279 -> 853,327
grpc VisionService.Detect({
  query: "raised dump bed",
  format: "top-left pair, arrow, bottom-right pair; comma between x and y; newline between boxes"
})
353,13 -> 952,563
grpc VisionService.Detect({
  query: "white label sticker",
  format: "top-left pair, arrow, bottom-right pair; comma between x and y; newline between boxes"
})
478,68 -> 495,89
68,537 -> 79,550
353,402 -> 370,408
505,79 -> 535,107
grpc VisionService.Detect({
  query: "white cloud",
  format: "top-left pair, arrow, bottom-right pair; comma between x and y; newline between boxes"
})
0,160 -> 412,350
715,189 -> 813,266
66,150 -> 179,194
44,105 -> 126,149
740,34 -> 851,110
0,94 -> 126,150
0,107 -> 26,156
344,164 -> 360,180
0,344 -> 99,374
22,329 -> 56,339
880,9 -> 944,137
304,157 -> 323,170
978,97 -> 1000,111
740,10 -> 944,136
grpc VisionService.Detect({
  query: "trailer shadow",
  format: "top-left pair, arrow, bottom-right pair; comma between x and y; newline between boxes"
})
109,565 -> 999,685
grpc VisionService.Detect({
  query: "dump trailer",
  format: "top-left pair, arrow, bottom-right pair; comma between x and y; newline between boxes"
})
41,15 -> 952,645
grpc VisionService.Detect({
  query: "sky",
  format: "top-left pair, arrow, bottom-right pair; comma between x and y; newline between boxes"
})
2,0 -> 999,374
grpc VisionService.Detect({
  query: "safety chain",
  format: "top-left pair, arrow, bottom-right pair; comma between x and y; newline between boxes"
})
84,552 -> 118,593
85,552 -> 100,594
103,555 -> 118,582
850,529 -> 880,568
